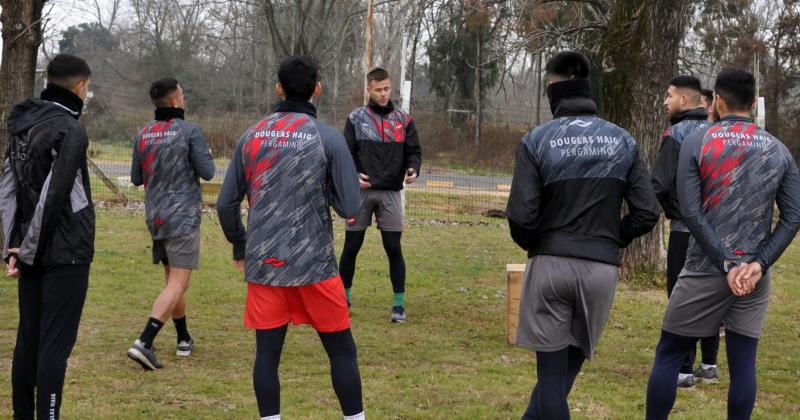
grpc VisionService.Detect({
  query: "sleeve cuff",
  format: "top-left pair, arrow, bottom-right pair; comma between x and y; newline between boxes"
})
754,256 -> 769,271
407,162 -> 421,175
233,241 -> 246,261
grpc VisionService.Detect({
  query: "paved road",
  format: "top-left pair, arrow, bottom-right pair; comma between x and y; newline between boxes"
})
95,161 -> 513,194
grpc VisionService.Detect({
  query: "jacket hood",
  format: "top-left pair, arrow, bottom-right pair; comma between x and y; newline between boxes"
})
7,98 -> 73,135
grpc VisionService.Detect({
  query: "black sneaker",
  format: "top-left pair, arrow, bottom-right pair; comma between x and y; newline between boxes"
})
127,339 -> 163,370
390,306 -> 406,323
693,365 -> 719,383
176,338 -> 195,357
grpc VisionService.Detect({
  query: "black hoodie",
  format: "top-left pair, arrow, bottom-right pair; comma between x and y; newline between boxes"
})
1,89 -> 94,266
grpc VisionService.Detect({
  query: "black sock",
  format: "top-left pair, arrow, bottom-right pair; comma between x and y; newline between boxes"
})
139,317 -> 164,349
173,316 -> 191,342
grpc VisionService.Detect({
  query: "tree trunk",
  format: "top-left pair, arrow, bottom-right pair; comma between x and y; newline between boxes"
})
534,52 -> 542,126
0,0 -> 46,152
597,0 -> 691,276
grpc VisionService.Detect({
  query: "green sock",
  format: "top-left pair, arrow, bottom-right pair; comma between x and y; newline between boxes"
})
393,292 -> 405,307
345,288 -> 351,302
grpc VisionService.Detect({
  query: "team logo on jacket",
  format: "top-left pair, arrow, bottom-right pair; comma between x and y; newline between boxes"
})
569,119 -> 593,128
263,257 -> 286,268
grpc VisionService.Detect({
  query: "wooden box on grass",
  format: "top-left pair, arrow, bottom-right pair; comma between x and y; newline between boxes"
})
506,264 -> 526,345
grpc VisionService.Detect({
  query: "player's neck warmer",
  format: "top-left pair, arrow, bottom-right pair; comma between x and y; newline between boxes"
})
546,79 -> 593,117
274,99 -> 317,118
40,84 -> 84,119
368,99 -> 395,116
155,107 -> 185,121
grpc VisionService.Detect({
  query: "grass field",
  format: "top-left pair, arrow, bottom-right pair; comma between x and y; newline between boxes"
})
0,209 -> 798,419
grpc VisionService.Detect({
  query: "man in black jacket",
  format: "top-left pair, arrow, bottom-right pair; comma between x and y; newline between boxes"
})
1,54 -> 94,420
506,51 -> 659,419
651,75 -> 717,388
339,67 -> 422,322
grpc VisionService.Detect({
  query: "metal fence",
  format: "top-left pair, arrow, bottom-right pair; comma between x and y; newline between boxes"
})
82,88 -> 550,222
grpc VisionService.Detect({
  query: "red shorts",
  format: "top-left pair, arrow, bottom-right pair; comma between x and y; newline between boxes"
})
244,275 -> 350,332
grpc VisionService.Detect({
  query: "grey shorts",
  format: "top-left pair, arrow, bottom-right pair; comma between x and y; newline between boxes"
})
152,231 -> 200,270
517,255 -> 619,360
345,189 -> 403,232
663,269 -> 771,339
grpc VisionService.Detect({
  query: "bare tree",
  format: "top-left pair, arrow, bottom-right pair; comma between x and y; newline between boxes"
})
598,0 -> 693,273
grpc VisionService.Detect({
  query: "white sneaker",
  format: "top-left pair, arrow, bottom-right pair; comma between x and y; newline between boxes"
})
176,338 -> 195,357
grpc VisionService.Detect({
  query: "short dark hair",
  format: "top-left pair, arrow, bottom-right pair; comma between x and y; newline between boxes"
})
46,54 -> 91,89
669,75 -> 701,92
714,69 -> 756,112
149,78 -> 180,107
278,55 -> 318,101
701,88 -> 714,105
545,51 -> 590,80
367,67 -> 390,83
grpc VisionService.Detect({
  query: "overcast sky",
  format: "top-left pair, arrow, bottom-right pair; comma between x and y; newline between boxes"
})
0,0 -> 111,66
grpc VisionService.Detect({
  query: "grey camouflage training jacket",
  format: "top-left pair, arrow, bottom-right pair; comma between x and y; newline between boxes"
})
678,115 -> 800,273
131,115 -> 215,240
216,100 -> 360,286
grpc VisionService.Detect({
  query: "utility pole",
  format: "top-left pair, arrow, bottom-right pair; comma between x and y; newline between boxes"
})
754,50 -> 766,128
474,33 -> 482,160
399,34 -> 412,113
363,0 -> 376,105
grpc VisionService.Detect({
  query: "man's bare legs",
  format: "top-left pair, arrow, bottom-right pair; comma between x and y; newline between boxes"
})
151,265 -> 190,322
127,265 -> 194,369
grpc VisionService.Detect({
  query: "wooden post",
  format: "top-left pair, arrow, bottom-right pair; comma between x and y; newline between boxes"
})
506,263 -> 526,345
87,158 -> 127,204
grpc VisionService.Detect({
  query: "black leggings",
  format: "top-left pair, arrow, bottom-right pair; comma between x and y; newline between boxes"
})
521,346 -> 586,420
13,264 -> 89,420
646,329 -> 758,420
667,231 -> 719,372
340,230 -> 405,294
253,326 -> 363,417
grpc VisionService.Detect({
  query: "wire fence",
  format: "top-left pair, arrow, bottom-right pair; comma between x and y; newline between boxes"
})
81,86 -> 551,222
